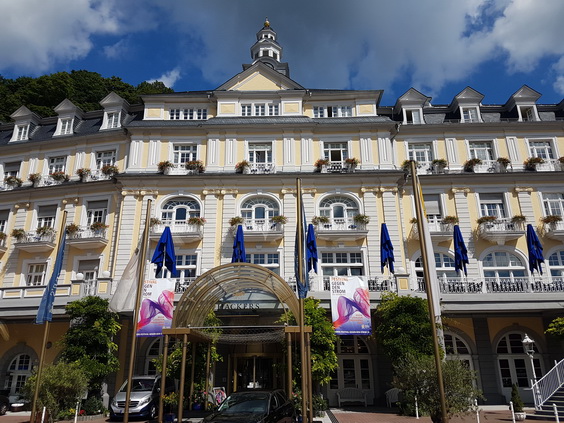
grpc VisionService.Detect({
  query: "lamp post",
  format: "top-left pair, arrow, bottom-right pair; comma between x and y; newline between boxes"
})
522,334 -> 537,385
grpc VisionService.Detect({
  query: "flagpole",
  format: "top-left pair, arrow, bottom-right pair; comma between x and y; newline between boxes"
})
296,178 -> 308,423
123,199 -> 152,423
30,210 -> 67,423
410,161 -> 448,423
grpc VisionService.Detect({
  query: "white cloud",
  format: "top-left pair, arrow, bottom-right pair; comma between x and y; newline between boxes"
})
103,39 -> 130,60
148,68 -> 181,88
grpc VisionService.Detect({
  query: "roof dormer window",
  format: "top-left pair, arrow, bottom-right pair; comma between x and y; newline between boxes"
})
15,124 -> 29,141
461,106 -> 480,123
314,105 -> 353,118
107,112 -> 120,129
404,108 -> 423,124
519,105 -> 537,122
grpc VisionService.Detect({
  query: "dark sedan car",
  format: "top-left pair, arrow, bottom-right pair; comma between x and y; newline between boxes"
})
0,395 -> 9,415
203,390 -> 295,423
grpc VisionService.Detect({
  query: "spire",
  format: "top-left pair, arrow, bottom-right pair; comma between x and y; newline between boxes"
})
245,18 -> 290,76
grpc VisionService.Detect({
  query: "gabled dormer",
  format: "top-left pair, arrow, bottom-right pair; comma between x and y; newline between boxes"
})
505,85 -> 542,122
394,88 -> 431,124
53,99 -> 84,136
452,87 -> 484,123
99,92 -> 129,130
10,106 -> 41,142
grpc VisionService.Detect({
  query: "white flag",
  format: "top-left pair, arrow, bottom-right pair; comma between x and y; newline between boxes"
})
109,243 -> 140,312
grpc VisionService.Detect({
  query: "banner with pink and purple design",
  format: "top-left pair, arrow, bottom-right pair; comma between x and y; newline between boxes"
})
136,278 -> 175,337
329,276 -> 372,335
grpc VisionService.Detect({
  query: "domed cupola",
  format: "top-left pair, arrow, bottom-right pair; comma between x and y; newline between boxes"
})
245,18 -> 290,76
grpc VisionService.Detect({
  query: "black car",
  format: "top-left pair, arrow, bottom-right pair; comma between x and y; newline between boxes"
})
0,395 -> 9,415
203,390 -> 295,423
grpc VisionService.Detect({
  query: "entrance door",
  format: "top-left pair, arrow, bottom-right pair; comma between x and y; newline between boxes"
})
233,355 -> 281,391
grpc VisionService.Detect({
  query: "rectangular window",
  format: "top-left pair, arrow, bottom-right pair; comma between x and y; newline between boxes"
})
3,161 -> 20,178
254,104 -> 266,116
405,109 -> 422,124
107,112 -> 120,128
27,263 -> 46,286
196,109 -> 207,120
170,109 -> 181,120
480,193 -> 506,218
462,107 -> 479,123
543,193 -> 564,216
16,125 -> 29,141
173,145 -> 197,164
60,118 -> 73,135
246,253 -> 279,274
158,254 -> 198,279
37,205 -> 57,228
529,140 -> 554,160
241,105 -> 252,116
0,210 -> 8,233
323,142 -> 349,163
321,252 -> 364,276
520,106 -> 536,122
469,141 -> 494,161
87,200 -> 108,225
408,143 -> 433,163
313,106 -> 325,118
423,194 -> 442,223
248,143 -> 272,164
268,104 -> 279,116
48,156 -> 66,173
183,109 -> 193,119
96,150 -> 116,169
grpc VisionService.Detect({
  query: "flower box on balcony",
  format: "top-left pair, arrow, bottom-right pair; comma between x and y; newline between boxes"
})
101,165 -> 119,176
441,216 -> 459,225
235,160 -> 250,174
524,157 -> 544,171
90,222 -> 109,232
541,215 -> 562,226
50,171 -> 70,182
353,214 -> 370,224
11,228 -> 26,241
5,176 -> 23,188
187,217 -> 206,226
66,223 -> 80,235
36,226 -> 55,237
312,216 -> 330,225
464,158 -> 482,172
185,160 -> 204,173
158,161 -> 173,174
270,215 -> 288,225
477,215 -> 497,225
314,159 -> 329,173
28,173 -> 42,186
229,216 -> 245,227
76,168 -> 91,181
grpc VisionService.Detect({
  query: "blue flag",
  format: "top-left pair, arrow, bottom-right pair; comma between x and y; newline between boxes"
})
380,223 -> 395,273
453,225 -> 469,276
526,224 -> 544,275
151,226 -> 179,277
295,189 -> 309,299
231,225 -> 247,263
36,231 -> 66,324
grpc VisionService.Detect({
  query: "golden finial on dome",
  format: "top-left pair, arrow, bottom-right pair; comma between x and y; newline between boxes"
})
264,17 -> 270,28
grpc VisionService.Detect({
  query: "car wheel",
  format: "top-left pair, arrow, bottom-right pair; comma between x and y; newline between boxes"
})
0,403 -> 7,416
149,403 -> 157,420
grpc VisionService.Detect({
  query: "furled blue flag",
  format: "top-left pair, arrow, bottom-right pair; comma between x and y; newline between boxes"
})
526,224 -> 544,275
294,187 -> 309,299
36,231 -> 66,324
380,223 -> 395,273
306,224 -> 318,273
151,226 -> 179,277
453,225 -> 469,276
231,225 -> 247,263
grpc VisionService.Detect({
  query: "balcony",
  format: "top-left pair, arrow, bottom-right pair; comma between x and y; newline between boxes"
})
231,219 -> 284,242
528,159 -> 563,172
66,227 -> 109,249
477,218 -> 525,245
543,221 -> 564,241
314,218 -> 368,241
249,163 -> 276,174
150,220 -> 203,244
286,275 -> 394,294
470,160 -> 512,174
319,162 -> 357,173
411,221 -> 454,242
13,231 -> 56,253
416,276 -> 564,294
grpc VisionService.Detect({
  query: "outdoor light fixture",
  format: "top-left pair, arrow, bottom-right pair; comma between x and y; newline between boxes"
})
522,333 -> 538,385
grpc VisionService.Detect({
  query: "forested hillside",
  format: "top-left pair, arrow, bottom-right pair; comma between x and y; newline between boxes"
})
0,70 -> 174,122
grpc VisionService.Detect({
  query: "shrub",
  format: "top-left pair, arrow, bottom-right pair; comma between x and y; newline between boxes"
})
76,168 -> 91,178
511,384 -> 524,413
11,228 -> 26,240
90,222 -> 109,231
432,158 -> 447,167
401,160 -> 417,173
314,159 -> 329,169
28,173 -> 41,183
345,157 -> 359,166
66,223 -> 80,234
524,157 -> 544,170
36,226 -> 55,236
185,160 -> 205,172
82,396 -> 104,416
235,160 -> 250,172
496,157 -> 511,166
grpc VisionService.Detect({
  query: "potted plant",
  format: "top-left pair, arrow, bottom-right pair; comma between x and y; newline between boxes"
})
158,161 -> 174,174
0,232 -> 6,241
496,157 -> 511,167
401,159 -> 418,174
353,214 -> 370,224
270,215 -> 288,225
36,226 -> 55,237
28,173 -> 42,186
312,216 -> 330,225
150,217 -> 162,227
235,160 -> 250,174
559,157 -> 564,171
185,160 -> 205,173
90,222 -> 109,233
432,158 -> 448,173
5,176 -> 23,188
477,215 -> 498,225
188,216 -> 206,226
65,223 -> 80,235
76,168 -> 91,181
441,216 -> 459,225
229,216 -> 245,227
541,215 -> 563,227
524,157 -> 544,171
511,384 -> 526,421
101,164 -> 119,176
511,215 -> 527,224
314,159 -> 329,172
50,171 -> 70,182
11,228 -> 26,241
464,158 -> 482,172
345,157 -> 359,171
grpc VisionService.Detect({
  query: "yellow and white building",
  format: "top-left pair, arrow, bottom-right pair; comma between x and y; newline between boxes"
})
1,20 -> 564,406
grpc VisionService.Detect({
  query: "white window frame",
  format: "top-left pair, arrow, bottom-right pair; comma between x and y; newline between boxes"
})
403,108 -> 423,124
542,193 -> 564,217
172,144 -> 198,165
103,111 -> 121,129
468,140 -> 495,161
26,262 -> 47,286
95,150 -> 117,169
527,139 -> 555,160
478,193 -> 507,218
48,156 -> 67,174
247,142 -> 273,164
322,141 -> 349,164
245,251 -> 280,274
55,117 -> 74,136
15,124 -> 29,141
518,105 -> 538,122
241,102 -> 280,117
86,200 -> 108,226
461,106 -> 481,123
36,204 -> 57,229
3,161 -> 21,178
407,142 -> 434,164
313,105 -> 354,118
320,251 -> 365,276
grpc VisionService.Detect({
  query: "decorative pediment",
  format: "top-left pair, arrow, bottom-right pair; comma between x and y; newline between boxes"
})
216,62 -> 303,92
394,88 -> 431,112
509,85 -> 542,104
453,87 -> 484,105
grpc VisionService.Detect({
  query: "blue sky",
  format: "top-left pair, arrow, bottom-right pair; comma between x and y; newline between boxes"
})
1,0 -> 564,106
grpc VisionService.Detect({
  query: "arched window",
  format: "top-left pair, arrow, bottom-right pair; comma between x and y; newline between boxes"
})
496,332 -> 542,403
161,198 -> 201,223
6,354 -> 32,397
240,197 -> 280,222
444,333 -> 473,368
415,253 -> 457,279
319,196 -> 359,228
483,251 -> 527,292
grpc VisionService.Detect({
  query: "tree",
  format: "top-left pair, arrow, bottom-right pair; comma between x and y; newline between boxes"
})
374,292 -> 436,360
23,361 -> 89,422
279,297 -> 338,387
393,354 -> 482,423
59,296 -> 121,396
546,316 -> 564,338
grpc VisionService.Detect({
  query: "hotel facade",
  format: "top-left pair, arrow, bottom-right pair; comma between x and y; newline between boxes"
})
1,21 -> 564,407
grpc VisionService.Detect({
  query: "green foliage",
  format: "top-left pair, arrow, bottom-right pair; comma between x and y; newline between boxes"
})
546,317 -> 564,338
393,354 -> 482,423
278,297 -> 338,386
511,384 -> 524,412
22,361 -> 89,422
59,297 -> 121,395
374,292 -> 436,360
82,396 -> 104,415
0,71 -> 174,122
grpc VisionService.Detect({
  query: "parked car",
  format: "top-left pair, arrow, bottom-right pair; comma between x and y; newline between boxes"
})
109,375 -> 175,421
203,389 -> 295,423
0,394 -> 9,415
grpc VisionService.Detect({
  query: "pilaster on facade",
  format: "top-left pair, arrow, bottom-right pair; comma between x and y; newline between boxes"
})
514,187 -> 535,221
451,187 -> 479,276
281,189 -> 298,283
201,193 -> 220,270
359,136 -> 374,170
297,135 -> 313,172
361,189 -> 380,277
224,138 -> 237,170
206,136 -> 221,171
220,190 -> 238,264
112,191 -> 143,283
505,136 -> 519,162
377,136 -> 395,169
445,138 -> 457,164
380,188 -> 403,273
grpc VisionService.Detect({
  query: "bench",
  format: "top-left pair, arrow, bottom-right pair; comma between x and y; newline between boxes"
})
385,388 -> 400,407
336,388 -> 367,407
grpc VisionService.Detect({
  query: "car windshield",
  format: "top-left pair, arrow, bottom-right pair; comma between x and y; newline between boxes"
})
119,379 -> 155,392
217,392 -> 269,415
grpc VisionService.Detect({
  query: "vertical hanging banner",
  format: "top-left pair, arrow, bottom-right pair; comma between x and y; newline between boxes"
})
136,278 -> 175,337
330,276 -> 371,335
